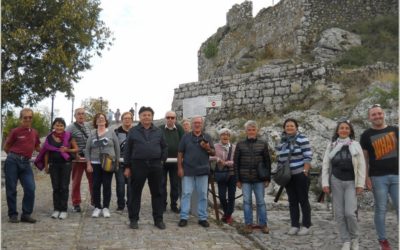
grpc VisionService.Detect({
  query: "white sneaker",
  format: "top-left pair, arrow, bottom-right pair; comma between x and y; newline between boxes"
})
297,227 -> 310,236
350,239 -> 359,250
59,212 -> 68,220
102,208 -> 110,218
341,242 -> 351,250
51,211 -> 60,219
288,227 -> 300,235
92,208 -> 101,218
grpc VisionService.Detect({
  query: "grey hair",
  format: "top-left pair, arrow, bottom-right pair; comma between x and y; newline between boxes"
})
191,115 -> 204,125
164,110 -> 176,117
218,128 -> 232,136
19,108 -> 34,119
74,107 -> 85,116
244,120 -> 258,129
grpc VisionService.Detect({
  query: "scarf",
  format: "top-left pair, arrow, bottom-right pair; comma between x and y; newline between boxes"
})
328,137 -> 357,159
280,132 -> 299,152
34,131 -> 72,171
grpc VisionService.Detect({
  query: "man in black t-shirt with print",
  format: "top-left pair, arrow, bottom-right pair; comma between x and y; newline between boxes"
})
360,104 -> 398,250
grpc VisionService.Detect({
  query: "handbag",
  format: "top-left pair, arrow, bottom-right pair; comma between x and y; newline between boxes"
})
273,143 -> 293,186
96,130 -> 116,173
100,153 -> 116,172
214,145 -> 232,183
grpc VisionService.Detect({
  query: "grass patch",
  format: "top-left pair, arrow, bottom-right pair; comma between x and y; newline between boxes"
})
336,15 -> 398,67
204,40 -> 218,59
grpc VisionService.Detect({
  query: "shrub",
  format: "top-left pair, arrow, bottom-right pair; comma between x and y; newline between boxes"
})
204,41 -> 218,59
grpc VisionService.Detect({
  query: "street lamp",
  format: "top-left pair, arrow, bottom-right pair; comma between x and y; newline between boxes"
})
71,95 -> 75,123
50,93 -> 55,131
99,96 -> 103,113
134,102 -> 137,121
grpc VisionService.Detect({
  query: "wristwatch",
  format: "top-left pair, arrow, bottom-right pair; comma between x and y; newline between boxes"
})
303,169 -> 309,173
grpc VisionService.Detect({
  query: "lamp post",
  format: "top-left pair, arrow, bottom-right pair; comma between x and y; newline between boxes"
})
71,95 -> 75,123
50,93 -> 55,131
134,102 -> 137,121
99,96 -> 103,113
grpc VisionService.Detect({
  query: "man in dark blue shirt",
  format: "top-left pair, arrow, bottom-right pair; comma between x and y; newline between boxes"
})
124,107 -> 168,230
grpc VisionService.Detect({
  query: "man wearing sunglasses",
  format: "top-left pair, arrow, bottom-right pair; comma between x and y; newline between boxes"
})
4,108 -> 41,223
360,104 -> 398,250
159,111 -> 184,213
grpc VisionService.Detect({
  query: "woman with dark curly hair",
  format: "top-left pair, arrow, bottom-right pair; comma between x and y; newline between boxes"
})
322,120 -> 365,250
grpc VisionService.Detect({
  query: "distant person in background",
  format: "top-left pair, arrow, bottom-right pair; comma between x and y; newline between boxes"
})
322,120 -> 365,250
86,113 -> 120,218
114,109 -> 121,124
159,111 -> 185,213
66,108 -> 93,212
360,104 -> 398,250
35,118 -> 79,220
182,118 -> 191,134
107,109 -> 114,123
4,108 -> 40,223
114,112 -> 134,212
129,107 -> 134,116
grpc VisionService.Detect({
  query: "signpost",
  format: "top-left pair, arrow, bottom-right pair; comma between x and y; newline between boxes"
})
182,94 -> 222,118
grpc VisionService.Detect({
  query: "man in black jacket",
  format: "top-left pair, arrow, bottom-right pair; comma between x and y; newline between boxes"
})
234,120 -> 271,234
124,107 -> 168,230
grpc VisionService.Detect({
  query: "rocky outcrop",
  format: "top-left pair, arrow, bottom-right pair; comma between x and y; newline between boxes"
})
312,28 -> 361,63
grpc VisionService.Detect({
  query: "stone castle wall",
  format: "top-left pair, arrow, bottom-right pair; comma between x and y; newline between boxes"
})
198,0 -> 398,81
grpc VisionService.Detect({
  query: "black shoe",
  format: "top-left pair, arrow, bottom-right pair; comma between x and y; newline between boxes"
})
129,220 -> 138,229
20,215 -> 37,223
72,205 -> 81,213
9,216 -> 19,223
178,219 -> 187,227
116,207 -> 124,212
155,220 -> 166,230
198,220 -> 209,228
171,207 -> 180,214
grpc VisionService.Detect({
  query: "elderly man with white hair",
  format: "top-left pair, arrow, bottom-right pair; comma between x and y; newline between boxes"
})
177,115 -> 215,228
214,128 -> 236,224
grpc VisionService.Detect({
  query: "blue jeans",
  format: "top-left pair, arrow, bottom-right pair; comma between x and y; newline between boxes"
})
180,175 -> 208,221
115,166 -> 128,209
242,182 -> 267,226
371,175 -> 399,240
217,175 -> 236,216
4,155 -> 36,217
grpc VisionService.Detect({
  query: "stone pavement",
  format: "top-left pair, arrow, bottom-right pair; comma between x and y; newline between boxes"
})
1,169 -> 398,250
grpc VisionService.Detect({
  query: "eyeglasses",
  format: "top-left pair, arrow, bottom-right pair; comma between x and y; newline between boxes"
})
23,116 -> 33,120
337,118 -> 350,123
368,104 -> 381,110
166,116 -> 176,120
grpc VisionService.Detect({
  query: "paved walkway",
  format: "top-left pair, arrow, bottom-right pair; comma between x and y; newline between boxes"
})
1,169 -> 398,250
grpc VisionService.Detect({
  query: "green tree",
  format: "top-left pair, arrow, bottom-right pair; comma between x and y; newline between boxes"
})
81,97 -> 108,121
1,0 -> 113,108
2,110 -> 51,143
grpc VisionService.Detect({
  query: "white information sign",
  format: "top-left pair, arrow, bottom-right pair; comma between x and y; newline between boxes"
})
183,96 -> 206,118
206,95 -> 222,108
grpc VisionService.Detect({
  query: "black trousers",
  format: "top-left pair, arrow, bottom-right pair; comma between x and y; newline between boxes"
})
161,162 -> 181,209
92,164 -> 114,209
285,172 -> 312,228
217,175 -> 236,216
49,162 -> 72,212
128,160 -> 163,223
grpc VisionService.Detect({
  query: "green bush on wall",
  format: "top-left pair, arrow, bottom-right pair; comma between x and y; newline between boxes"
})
204,41 -> 218,59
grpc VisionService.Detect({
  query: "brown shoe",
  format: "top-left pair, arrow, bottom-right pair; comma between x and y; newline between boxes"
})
261,225 -> 270,234
243,224 -> 253,234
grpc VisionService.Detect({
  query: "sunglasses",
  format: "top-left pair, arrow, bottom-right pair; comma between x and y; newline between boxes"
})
166,116 -> 176,120
337,118 -> 351,124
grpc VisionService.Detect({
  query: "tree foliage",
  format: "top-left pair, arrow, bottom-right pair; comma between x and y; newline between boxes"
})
1,0 -> 113,108
2,110 -> 51,142
81,97 -> 108,121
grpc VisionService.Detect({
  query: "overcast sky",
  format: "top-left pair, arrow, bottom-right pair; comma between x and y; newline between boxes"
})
37,0 -> 279,123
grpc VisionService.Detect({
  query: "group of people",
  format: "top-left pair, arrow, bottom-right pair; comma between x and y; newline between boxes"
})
3,104 -> 398,250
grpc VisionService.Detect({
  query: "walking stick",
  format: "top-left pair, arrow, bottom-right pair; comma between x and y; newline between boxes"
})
274,186 -> 285,203
209,174 -> 220,221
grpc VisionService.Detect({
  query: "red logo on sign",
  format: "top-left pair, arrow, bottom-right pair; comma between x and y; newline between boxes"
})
211,101 -> 216,107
